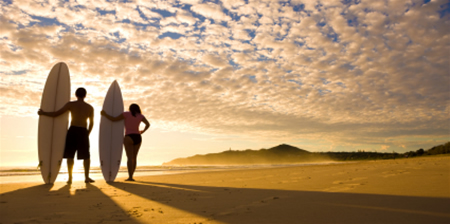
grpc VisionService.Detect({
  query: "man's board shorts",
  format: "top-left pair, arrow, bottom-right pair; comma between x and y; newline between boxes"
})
126,134 -> 142,145
63,126 -> 90,160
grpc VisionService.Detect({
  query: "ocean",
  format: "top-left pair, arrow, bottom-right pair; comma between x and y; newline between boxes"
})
0,162 -> 341,184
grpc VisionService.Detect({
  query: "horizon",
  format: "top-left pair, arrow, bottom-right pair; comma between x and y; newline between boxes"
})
1,0 -> 449,168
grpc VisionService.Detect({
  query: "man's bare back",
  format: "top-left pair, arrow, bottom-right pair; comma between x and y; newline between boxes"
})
67,100 -> 94,129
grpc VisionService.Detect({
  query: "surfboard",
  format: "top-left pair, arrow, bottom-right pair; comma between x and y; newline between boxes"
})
38,62 -> 70,184
99,80 -> 124,182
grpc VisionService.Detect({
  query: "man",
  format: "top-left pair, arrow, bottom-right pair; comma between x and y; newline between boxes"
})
38,88 -> 94,184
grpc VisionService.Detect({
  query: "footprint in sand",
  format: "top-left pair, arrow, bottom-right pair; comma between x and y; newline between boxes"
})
381,170 -> 410,178
332,177 -> 367,184
325,177 -> 368,192
127,207 -> 144,218
213,196 -> 281,217
325,184 -> 362,192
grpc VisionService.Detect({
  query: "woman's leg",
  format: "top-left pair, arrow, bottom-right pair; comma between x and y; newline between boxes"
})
123,136 -> 135,180
130,143 -> 142,178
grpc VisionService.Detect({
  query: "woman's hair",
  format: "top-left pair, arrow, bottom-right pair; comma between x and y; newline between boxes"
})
129,104 -> 141,117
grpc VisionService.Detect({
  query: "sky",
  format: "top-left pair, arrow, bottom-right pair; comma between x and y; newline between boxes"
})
0,0 -> 449,167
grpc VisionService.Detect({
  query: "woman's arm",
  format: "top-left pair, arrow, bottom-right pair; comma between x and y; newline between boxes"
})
101,110 -> 124,121
140,117 -> 150,134
38,103 -> 70,117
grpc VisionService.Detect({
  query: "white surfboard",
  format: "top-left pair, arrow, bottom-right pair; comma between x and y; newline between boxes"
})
38,62 -> 70,184
99,80 -> 124,182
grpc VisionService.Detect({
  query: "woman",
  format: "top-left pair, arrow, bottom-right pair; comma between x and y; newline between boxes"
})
101,104 -> 150,181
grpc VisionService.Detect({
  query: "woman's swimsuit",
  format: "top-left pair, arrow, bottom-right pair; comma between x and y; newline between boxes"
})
126,134 -> 142,145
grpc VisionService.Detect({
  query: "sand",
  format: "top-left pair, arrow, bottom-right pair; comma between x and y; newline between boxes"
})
1,155 -> 449,224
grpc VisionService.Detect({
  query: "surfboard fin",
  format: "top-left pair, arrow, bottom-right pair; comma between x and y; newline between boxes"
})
37,161 -> 43,170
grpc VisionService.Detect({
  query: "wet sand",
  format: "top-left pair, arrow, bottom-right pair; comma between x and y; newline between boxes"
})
1,155 -> 449,223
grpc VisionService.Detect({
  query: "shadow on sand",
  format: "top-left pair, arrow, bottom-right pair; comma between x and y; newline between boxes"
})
110,181 -> 450,224
0,183 -> 140,223
2,180 -> 449,223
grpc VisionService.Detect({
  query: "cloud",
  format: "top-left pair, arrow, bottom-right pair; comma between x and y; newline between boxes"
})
202,53 -> 228,68
139,6 -> 163,20
115,2 -> 137,19
176,10 -> 197,25
0,0 -> 449,153
191,2 -> 230,22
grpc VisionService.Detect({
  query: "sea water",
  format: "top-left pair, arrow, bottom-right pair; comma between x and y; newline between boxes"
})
0,162 -> 341,184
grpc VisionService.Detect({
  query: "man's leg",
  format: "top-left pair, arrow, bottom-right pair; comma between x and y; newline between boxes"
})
84,159 -> 94,183
67,159 -> 74,184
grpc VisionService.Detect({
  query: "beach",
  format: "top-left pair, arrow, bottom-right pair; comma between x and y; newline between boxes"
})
1,155 -> 449,224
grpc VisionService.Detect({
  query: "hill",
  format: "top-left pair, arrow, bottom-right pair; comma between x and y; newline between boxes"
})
163,144 -> 329,165
163,142 -> 450,165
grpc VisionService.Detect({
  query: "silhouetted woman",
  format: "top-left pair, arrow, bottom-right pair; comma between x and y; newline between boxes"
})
101,104 -> 150,181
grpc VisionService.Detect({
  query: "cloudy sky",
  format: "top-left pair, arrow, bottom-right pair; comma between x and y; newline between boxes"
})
1,0 -> 449,166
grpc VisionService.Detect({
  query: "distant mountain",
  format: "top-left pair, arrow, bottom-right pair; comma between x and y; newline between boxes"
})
163,142 -> 450,165
425,142 -> 450,155
267,144 -> 309,153
163,144 -> 329,165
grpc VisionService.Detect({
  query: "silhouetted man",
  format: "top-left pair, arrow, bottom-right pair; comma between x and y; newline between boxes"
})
38,88 -> 94,184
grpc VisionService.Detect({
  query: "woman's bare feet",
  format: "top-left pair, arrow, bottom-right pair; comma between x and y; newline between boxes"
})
85,178 -> 95,183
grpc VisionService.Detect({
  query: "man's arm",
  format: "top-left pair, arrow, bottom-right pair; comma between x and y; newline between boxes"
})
88,107 -> 94,135
38,102 -> 70,117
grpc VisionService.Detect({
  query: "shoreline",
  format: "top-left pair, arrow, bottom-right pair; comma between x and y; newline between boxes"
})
0,161 -> 345,184
1,156 -> 449,223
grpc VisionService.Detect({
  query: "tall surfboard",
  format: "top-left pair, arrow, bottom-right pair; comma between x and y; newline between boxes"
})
99,80 -> 124,182
38,62 -> 70,184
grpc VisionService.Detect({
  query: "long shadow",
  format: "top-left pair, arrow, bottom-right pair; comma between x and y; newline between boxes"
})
0,183 -> 140,223
111,181 -> 450,224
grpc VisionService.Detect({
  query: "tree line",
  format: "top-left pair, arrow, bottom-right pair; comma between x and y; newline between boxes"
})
164,142 -> 450,165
